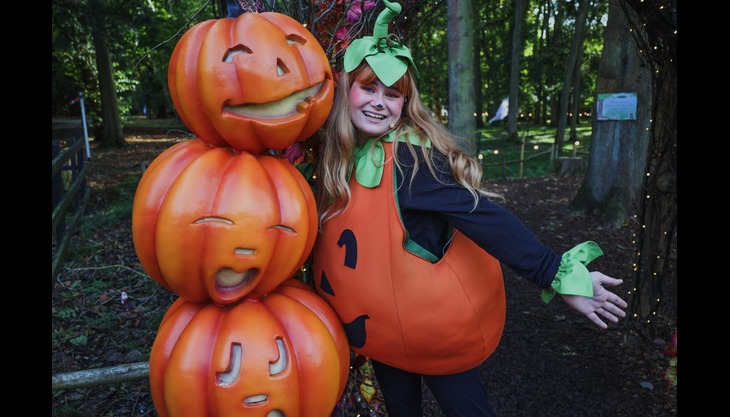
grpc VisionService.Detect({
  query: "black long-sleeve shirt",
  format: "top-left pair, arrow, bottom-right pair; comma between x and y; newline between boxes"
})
393,145 -> 561,289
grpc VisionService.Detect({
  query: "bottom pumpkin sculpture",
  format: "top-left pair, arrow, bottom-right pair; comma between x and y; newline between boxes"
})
149,278 -> 350,417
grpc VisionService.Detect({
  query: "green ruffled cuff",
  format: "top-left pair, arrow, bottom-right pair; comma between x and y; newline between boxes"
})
540,241 -> 603,303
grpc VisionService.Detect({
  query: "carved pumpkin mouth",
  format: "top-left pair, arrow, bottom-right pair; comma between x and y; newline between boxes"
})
225,82 -> 322,119
215,268 -> 259,290
243,394 -> 268,405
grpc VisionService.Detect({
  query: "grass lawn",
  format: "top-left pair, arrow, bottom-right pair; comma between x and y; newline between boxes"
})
476,123 -> 592,180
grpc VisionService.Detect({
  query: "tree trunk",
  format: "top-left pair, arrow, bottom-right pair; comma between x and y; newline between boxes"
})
546,2 -> 564,127
629,61 -> 676,325
474,27 -> 484,129
569,43 -> 584,141
555,0 -> 591,155
507,0 -> 526,143
568,0 -> 651,230
535,1 -> 553,125
447,0 -> 477,153
619,0 -> 677,328
90,0 -> 125,148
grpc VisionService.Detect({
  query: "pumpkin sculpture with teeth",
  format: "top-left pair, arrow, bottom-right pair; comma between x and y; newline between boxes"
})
168,11 -> 335,154
135,3 -> 348,416
132,138 -> 318,305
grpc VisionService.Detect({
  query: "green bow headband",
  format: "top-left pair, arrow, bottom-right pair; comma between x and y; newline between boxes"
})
343,0 -> 418,87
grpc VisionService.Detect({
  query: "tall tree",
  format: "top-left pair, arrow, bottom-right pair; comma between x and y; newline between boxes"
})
474,25 -> 484,129
447,0 -> 477,152
506,0 -> 527,143
569,0 -> 651,227
477,1 -> 509,127
546,1 -> 566,126
569,0 -> 676,329
89,0 -> 125,148
619,0 -> 677,328
406,1 -> 449,116
568,42 -> 583,141
554,0 -> 591,154
52,0 -> 220,147
530,0 -> 552,125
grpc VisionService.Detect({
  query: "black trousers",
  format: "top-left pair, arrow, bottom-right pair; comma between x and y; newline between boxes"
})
371,359 -> 498,417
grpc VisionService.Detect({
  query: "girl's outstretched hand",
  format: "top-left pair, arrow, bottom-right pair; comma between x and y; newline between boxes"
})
560,271 -> 628,329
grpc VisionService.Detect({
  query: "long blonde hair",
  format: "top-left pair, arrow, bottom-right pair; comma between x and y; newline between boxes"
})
316,63 -> 502,226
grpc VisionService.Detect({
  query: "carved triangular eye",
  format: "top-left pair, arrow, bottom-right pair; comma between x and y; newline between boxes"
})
277,59 -> 289,77
217,343 -> 242,386
223,45 -> 252,62
269,338 -> 287,375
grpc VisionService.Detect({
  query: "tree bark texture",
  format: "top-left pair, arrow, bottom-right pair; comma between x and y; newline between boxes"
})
447,0 -> 477,152
90,0 -> 125,148
474,27 -> 484,129
507,0 -> 526,143
555,0 -> 591,153
568,39 -> 584,142
569,0 -> 651,230
619,0 -> 677,327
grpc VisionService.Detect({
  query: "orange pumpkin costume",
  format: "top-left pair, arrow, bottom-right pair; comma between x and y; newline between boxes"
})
313,137 -> 506,375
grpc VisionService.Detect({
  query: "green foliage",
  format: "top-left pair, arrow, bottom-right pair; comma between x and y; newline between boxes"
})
51,0 -> 219,121
54,306 -> 78,319
666,357 -> 677,386
477,123 -> 591,180
409,1 -> 448,111
70,334 -> 89,346
52,0 -> 608,132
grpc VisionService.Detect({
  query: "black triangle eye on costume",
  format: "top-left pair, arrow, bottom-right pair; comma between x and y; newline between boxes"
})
337,229 -> 358,269
320,228 -> 369,348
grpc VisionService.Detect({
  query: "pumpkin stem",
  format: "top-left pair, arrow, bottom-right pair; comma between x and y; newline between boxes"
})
372,0 -> 402,39
376,33 -> 401,52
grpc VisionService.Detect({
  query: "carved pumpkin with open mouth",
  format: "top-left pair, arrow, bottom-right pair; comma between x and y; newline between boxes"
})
132,139 -> 317,305
168,11 -> 334,154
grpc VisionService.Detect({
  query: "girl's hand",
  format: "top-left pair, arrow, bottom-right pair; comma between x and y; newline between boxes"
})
560,271 -> 628,329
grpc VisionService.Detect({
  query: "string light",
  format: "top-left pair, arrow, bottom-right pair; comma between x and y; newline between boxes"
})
623,0 -> 676,327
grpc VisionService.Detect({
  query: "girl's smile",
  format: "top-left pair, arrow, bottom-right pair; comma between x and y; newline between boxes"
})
349,79 -> 405,141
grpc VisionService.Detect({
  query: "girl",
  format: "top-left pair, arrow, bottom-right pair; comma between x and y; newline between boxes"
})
312,2 -> 627,416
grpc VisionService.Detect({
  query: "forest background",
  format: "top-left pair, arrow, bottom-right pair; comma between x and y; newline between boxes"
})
52,0 -> 677,415
52,0 -> 620,147
52,0 -> 677,337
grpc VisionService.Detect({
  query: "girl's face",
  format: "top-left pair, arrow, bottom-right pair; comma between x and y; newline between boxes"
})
349,78 -> 405,141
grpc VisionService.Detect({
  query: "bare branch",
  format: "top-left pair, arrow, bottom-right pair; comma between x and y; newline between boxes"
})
52,361 -> 149,391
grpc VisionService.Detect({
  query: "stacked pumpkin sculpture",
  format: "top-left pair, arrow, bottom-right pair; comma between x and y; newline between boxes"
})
131,5 -> 349,417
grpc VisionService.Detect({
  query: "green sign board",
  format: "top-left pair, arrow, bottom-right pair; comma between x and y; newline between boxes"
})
596,92 -> 637,121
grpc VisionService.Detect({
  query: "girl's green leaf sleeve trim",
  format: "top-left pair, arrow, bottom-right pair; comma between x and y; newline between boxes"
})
541,241 -> 603,303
